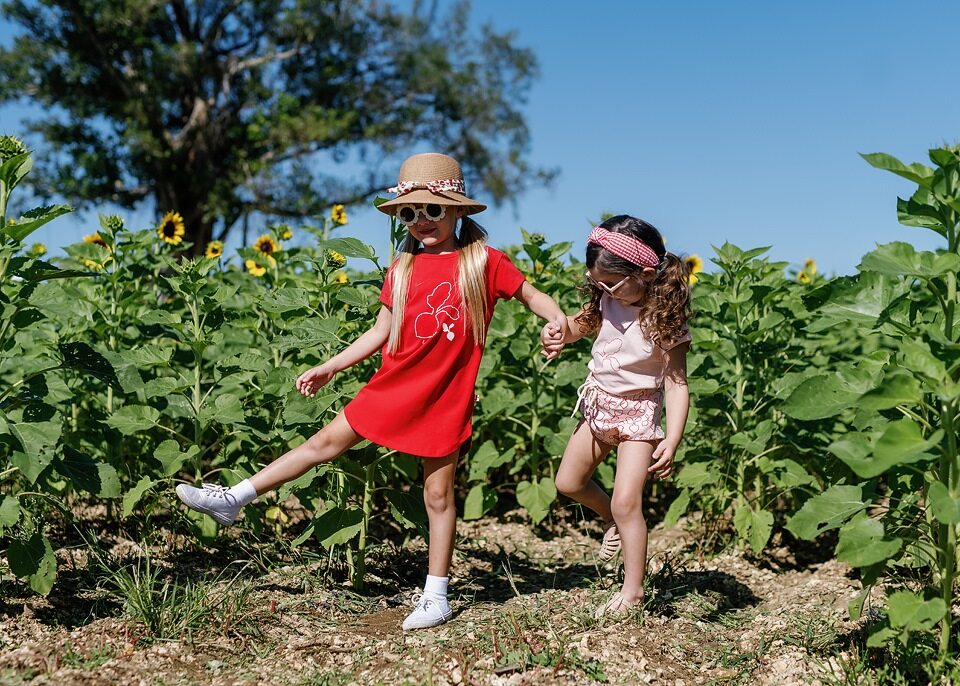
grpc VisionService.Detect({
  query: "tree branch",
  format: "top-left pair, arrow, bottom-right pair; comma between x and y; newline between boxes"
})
170,0 -> 193,41
228,47 -> 300,77
62,0 -> 132,100
201,0 -> 242,57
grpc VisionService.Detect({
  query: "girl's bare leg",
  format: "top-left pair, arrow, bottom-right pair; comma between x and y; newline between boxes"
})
250,411 -> 362,495
422,451 -> 459,577
554,421 -> 615,521
611,439 -> 656,603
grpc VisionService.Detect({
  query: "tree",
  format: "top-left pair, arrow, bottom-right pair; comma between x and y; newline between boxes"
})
0,0 -> 553,253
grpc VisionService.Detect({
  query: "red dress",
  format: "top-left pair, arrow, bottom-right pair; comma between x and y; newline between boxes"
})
343,246 -> 525,457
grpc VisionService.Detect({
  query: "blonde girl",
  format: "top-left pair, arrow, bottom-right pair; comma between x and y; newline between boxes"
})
177,153 -> 566,630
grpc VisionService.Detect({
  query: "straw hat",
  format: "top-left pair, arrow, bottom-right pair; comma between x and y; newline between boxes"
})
377,153 -> 486,216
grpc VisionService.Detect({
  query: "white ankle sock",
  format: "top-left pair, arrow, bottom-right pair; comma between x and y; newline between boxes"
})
228,479 -> 258,506
423,574 -> 449,598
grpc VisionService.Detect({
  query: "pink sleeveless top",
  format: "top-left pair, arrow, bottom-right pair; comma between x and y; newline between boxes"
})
587,294 -> 691,394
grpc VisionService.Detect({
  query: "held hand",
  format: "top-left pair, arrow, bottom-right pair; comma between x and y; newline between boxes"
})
648,439 -> 678,480
296,364 -> 336,397
539,319 -> 565,360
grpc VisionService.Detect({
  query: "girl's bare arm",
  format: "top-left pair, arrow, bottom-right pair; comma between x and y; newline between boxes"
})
296,306 -> 392,396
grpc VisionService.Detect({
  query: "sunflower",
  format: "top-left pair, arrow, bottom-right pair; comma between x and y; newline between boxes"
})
325,249 -> 346,269
685,255 -> 704,274
0,135 -> 28,164
797,271 -> 812,284
246,259 -> 267,277
331,204 -> 348,225
254,234 -> 279,257
83,232 -> 112,252
688,273 -> 699,286
205,241 -> 224,259
804,258 -> 817,276
279,225 -> 293,241
157,211 -> 186,245
334,271 -> 349,284
29,243 -> 47,257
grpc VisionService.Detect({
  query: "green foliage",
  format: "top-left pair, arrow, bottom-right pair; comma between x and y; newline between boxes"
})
0,0 -> 554,252
3,140 -> 960,678
784,144 -> 960,665
667,242 -> 845,553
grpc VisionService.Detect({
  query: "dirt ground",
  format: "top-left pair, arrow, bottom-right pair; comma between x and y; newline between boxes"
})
0,509 -> 869,686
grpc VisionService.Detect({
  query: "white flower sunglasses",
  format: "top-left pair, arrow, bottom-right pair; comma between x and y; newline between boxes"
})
395,203 -> 447,227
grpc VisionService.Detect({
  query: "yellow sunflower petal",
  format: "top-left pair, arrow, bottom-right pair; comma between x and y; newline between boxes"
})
157,211 -> 186,245
331,204 -> 348,225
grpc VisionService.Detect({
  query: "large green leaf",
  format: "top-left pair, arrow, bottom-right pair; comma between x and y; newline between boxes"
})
312,506 -> 364,549
13,257 -> 90,282
3,204 -> 73,243
122,476 -> 159,518
259,288 -> 311,313
896,195 -> 945,233
663,488 -> 691,527
9,450 -> 53,484
54,446 -> 120,497
7,532 -> 57,595
283,391 -> 338,425
336,287 -> 374,308
830,422 -> 940,479
887,591 -> 946,632
274,318 -> 342,352
786,485 -> 867,540
861,152 -> 933,187
516,477 -> 556,524
464,484 -> 497,521
385,488 -> 427,538
675,461 -> 718,489
781,374 -> 861,420
104,405 -> 161,434
59,342 -> 121,390
733,504 -> 773,554
153,440 -> 200,477
120,345 -> 174,367
836,516 -> 902,567
319,237 -> 377,260
199,394 -> 245,426
7,412 -> 62,466
467,441 -> 514,482
927,482 -> 960,524
0,151 -> 32,191
858,372 -> 922,411
858,242 -> 960,278
808,272 -> 903,332
0,495 -> 20,528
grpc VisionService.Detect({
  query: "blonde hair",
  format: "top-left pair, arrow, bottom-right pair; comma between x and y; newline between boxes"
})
387,216 -> 489,353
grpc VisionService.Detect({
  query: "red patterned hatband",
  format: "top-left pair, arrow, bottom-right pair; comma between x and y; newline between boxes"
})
387,179 -> 466,196
587,226 -> 661,268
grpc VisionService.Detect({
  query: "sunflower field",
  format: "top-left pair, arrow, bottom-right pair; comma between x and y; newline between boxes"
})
3,137 -> 960,682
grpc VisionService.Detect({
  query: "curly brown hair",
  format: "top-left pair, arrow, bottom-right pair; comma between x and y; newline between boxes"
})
574,215 -> 692,347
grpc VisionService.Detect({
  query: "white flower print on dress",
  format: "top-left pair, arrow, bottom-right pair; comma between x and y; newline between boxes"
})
414,282 -> 461,340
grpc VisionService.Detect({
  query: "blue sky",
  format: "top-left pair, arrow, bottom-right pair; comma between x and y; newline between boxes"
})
2,1 -> 958,275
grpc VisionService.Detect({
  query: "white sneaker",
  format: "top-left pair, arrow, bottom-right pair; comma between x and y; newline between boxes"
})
401,593 -> 452,631
175,483 -> 241,525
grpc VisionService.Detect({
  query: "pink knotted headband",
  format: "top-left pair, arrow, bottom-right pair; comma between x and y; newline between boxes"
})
387,178 -> 466,196
587,226 -> 661,268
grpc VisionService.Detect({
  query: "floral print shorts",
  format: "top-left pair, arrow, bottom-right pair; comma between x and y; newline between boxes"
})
576,379 -> 664,445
